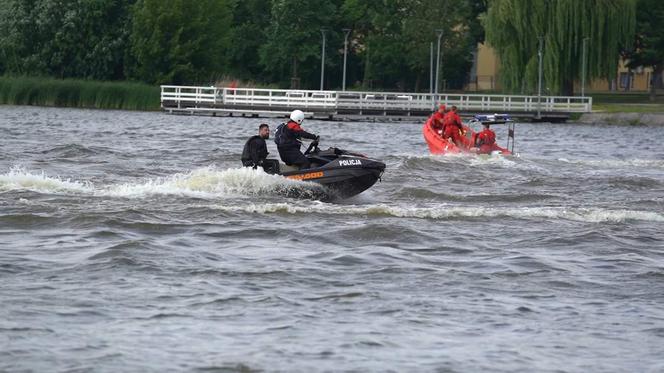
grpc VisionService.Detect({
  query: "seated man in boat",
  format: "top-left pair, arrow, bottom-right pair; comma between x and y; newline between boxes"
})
430,104 -> 447,136
241,123 -> 279,173
474,122 -> 508,154
274,109 -> 319,170
443,106 -> 471,149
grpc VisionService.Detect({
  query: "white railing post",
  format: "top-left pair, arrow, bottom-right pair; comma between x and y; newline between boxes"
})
176,87 -> 181,108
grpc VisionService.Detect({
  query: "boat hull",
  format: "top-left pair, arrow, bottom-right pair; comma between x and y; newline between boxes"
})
279,156 -> 385,200
423,116 -> 511,156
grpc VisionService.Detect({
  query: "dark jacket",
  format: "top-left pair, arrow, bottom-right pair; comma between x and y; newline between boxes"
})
241,135 -> 269,167
274,120 -> 317,149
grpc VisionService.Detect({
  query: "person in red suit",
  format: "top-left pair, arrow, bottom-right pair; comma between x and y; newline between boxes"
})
475,123 -> 508,154
443,106 -> 470,149
430,104 -> 447,135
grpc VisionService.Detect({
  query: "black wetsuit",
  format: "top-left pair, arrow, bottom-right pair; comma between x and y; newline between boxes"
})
241,135 -> 279,173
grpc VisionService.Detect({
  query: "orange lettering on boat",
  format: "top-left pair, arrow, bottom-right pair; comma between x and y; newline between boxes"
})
286,171 -> 324,181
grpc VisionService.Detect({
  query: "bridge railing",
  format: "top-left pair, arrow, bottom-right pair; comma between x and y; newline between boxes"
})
160,85 -> 217,105
220,88 -> 338,108
160,86 -> 593,113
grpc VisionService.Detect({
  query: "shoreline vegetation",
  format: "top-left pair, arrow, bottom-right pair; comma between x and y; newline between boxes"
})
0,76 -> 159,111
0,76 -> 661,124
591,93 -> 664,114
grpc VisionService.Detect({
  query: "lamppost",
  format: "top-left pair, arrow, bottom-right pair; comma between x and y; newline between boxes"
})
342,28 -> 351,91
581,37 -> 589,97
537,36 -> 544,119
429,42 -> 434,94
435,29 -> 443,98
320,28 -> 328,91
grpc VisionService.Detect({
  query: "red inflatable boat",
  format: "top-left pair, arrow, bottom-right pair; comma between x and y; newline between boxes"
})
423,114 -> 515,156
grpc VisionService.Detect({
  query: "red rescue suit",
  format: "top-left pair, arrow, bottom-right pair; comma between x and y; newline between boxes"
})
475,127 -> 507,154
430,111 -> 445,132
443,111 -> 470,148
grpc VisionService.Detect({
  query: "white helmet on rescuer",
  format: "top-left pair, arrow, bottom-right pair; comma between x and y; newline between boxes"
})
290,109 -> 305,124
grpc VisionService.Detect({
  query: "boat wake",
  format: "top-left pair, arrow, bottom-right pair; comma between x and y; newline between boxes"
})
105,166 -> 327,199
211,202 -> 664,223
0,166 -> 327,200
0,166 -> 93,193
4,166 -> 663,223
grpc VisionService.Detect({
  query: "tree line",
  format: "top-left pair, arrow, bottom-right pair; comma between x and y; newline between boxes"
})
0,0 -> 659,95
0,0 -> 485,91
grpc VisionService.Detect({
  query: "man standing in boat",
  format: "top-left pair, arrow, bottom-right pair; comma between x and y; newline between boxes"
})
430,104 -> 447,136
274,109 -> 319,170
443,106 -> 470,149
242,123 -> 279,173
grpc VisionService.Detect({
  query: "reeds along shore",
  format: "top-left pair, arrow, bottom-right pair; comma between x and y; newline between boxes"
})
0,76 -> 159,111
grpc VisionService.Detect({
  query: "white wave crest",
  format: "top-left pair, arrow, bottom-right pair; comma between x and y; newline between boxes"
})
212,203 -> 664,223
389,152 -> 540,173
0,166 -> 93,193
557,158 -> 664,169
103,166 -> 323,199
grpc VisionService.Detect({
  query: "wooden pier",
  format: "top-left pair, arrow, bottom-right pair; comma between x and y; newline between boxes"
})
160,86 -> 592,122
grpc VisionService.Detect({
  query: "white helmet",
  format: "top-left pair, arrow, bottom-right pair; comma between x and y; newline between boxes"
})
290,109 -> 305,124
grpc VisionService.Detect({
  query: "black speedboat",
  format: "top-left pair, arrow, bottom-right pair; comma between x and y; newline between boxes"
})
269,140 -> 386,200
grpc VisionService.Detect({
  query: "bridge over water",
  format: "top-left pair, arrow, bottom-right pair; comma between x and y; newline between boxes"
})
160,86 -> 592,122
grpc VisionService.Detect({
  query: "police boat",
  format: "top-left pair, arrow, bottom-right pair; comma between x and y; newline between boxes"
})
269,140 -> 386,200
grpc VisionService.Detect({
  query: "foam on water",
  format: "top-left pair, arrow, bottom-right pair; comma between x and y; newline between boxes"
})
212,202 -> 664,223
104,166 -> 324,199
1,166 -> 324,200
557,158 -> 664,169
391,152 -> 535,171
0,166 -> 93,193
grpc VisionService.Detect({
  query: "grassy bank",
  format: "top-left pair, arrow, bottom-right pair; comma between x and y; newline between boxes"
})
590,92 -> 664,113
592,103 -> 664,113
0,76 -> 160,111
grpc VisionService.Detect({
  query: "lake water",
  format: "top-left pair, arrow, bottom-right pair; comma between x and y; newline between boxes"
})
1,105 -> 663,372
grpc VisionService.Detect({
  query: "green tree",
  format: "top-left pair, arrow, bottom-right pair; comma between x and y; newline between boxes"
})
227,0 -> 272,81
345,0 -> 411,89
626,0 -> 664,101
0,0 -> 41,75
0,0 -> 493,92
402,0 -> 479,91
259,0 -> 339,89
468,0 -> 488,44
484,0 -> 636,95
342,0 -> 479,91
128,0 -> 234,84
0,0 -> 132,80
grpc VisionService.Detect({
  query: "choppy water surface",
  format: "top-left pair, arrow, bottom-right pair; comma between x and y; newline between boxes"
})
1,106 -> 663,372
